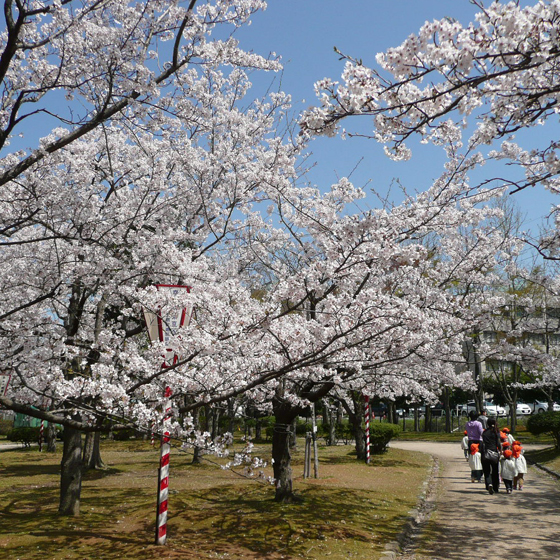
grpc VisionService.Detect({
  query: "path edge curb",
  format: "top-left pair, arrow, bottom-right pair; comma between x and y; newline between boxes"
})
381,454 -> 441,559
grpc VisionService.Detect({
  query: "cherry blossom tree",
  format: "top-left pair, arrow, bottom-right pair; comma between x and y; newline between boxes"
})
0,0 -> 519,520
205,176 -> 511,502
0,0 -> 297,516
302,0 -> 560,252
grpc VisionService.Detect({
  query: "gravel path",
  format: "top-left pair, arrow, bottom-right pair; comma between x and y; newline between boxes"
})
391,441 -> 560,560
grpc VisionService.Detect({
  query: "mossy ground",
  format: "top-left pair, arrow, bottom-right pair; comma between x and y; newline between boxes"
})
0,438 -> 431,560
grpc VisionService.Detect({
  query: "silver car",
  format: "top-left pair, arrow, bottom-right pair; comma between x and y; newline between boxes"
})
531,401 -> 560,414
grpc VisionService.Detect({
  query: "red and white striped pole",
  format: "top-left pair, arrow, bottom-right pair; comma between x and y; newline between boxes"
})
155,386 -> 173,545
365,395 -> 370,465
38,420 -> 44,452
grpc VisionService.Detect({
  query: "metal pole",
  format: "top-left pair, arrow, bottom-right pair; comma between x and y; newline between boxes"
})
365,395 -> 370,464
303,432 -> 311,478
155,387 -> 172,545
311,403 -> 319,478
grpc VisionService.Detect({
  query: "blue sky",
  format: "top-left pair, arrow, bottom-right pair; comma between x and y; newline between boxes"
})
234,0 -> 557,236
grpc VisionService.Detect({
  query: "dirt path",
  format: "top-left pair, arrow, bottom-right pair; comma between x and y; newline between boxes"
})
391,441 -> 560,560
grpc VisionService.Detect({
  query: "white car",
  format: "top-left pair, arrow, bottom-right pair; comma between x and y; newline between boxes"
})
504,402 -> 532,416
531,401 -> 560,414
459,401 -> 506,417
515,402 -> 532,415
483,401 -> 506,417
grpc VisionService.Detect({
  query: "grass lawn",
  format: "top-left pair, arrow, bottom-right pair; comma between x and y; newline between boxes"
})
0,438 -> 431,560
524,445 -> 560,473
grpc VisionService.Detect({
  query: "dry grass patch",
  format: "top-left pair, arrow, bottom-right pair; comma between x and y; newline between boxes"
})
0,439 -> 431,560
525,446 -> 560,473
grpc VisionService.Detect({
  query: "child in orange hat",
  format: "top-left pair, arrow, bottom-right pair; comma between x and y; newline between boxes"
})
468,442 -> 483,483
502,427 -> 515,445
512,441 -> 527,490
500,448 -> 518,494
461,430 -> 469,460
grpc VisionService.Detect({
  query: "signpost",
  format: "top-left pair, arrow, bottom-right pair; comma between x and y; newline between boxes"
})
0,373 -> 11,398
142,284 -> 192,546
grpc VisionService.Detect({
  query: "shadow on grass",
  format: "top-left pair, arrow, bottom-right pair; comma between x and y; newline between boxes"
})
1,461 -> 60,477
166,482 -> 400,558
525,446 -> 560,465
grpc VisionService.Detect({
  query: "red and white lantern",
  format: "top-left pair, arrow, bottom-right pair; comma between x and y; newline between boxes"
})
143,284 -> 192,368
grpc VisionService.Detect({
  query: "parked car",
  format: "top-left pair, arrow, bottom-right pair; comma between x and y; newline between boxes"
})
458,401 -> 506,417
514,402 -> 532,415
529,400 -> 560,414
504,402 -> 532,416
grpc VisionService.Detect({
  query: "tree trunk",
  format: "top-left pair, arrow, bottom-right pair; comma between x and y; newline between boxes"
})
192,407 -> 202,465
443,388 -> 451,433
345,393 -> 366,460
424,405 -> 432,432
289,418 -> 297,449
324,399 -> 336,446
227,399 -> 235,435
82,431 -> 105,470
211,407 -> 220,440
271,380 -> 334,503
59,424 -> 83,516
46,421 -> 57,453
311,403 -> 319,478
353,416 -> 366,460
271,406 -> 299,503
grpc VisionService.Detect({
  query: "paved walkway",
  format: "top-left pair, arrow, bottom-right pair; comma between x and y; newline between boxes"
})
391,441 -> 560,560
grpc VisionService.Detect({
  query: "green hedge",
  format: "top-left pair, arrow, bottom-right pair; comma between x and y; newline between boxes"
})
7,427 -> 40,447
527,411 -> 560,448
0,418 -> 14,436
369,422 -> 401,454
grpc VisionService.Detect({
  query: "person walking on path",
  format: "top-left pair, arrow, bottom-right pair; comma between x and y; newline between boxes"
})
465,410 -> 483,453
512,440 -> 527,491
468,442 -> 483,483
500,449 -> 518,494
482,417 -> 502,494
502,427 -> 515,446
461,430 -> 469,460
391,440 -> 560,560
477,409 -> 488,429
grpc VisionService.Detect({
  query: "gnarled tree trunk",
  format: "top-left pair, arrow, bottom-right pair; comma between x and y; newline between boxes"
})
46,421 -> 57,453
272,398 -> 299,503
339,392 -> 366,460
59,424 -> 83,516
82,431 -> 105,470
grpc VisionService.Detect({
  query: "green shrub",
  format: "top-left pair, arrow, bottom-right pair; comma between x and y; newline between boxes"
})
527,411 -> 560,448
111,428 -> 138,441
0,418 -> 14,436
369,422 -> 401,454
7,427 -> 40,447
335,420 -> 353,444
295,418 -> 312,435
